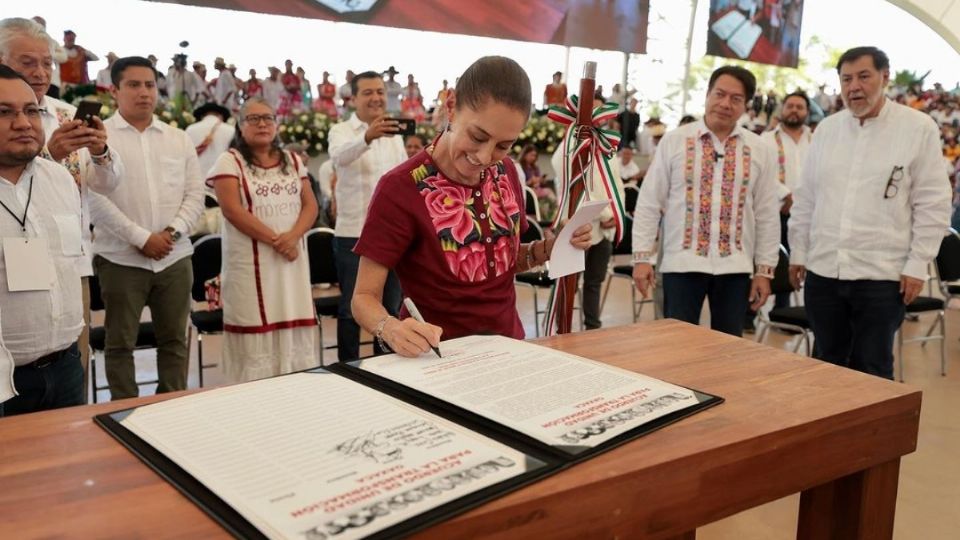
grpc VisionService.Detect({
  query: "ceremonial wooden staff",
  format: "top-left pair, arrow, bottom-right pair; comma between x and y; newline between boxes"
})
556,62 -> 596,335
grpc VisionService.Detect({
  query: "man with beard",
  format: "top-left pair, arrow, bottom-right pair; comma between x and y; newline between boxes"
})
0,65 -> 85,415
789,47 -> 951,379
632,65 -> 779,337
327,70 -> 404,361
761,90 -> 810,309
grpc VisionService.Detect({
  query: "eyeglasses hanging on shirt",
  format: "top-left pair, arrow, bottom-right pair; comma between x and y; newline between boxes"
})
884,166 -> 904,199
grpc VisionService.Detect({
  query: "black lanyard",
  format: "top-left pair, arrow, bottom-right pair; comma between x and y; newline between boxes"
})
0,175 -> 34,234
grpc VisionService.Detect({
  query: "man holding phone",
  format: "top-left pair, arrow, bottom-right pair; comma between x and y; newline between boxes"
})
328,70 -> 406,361
0,17 -> 123,401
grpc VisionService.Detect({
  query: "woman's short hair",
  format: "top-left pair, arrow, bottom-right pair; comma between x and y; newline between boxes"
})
455,56 -> 531,116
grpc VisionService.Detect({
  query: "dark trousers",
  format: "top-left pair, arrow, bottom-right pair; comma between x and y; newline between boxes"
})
0,343 -> 83,417
663,272 -> 752,337
581,238 -> 612,329
774,212 -> 791,309
95,256 -> 193,400
804,272 -> 905,380
333,237 -> 402,361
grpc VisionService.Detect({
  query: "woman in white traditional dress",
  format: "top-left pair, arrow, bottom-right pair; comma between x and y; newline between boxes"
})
206,97 -> 319,382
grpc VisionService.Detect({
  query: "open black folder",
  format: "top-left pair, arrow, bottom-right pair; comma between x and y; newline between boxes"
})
96,335 -> 722,540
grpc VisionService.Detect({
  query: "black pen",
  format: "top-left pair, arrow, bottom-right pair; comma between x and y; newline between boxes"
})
402,297 -> 442,358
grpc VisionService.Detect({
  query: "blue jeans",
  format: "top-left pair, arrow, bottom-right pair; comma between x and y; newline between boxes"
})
804,272 -> 904,380
0,342 -> 83,417
662,273 -> 751,337
333,237 -> 402,361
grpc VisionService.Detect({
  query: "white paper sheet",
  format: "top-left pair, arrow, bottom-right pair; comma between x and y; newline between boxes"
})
547,199 -> 611,279
727,21 -> 763,59
358,335 -> 699,449
2,237 -> 54,292
710,10 -> 747,40
119,372 -> 535,540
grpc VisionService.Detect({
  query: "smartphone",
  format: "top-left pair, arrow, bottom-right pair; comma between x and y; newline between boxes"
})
395,118 -> 416,137
74,101 -> 101,126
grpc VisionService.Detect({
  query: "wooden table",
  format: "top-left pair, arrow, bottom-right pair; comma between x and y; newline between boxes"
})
0,320 -> 921,539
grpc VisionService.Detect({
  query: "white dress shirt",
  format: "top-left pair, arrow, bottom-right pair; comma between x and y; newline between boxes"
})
760,124 -> 811,201
619,158 -> 641,182
89,114 -> 204,272
262,78 -> 283,110
316,159 -> 334,200
328,114 -> 407,237
385,80 -> 403,114
40,96 -> 123,277
94,68 -> 112,90
185,115 -> 235,179
789,99 -> 952,281
166,68 -> 203,103
633,120 -> 780,275
0,159 -> 84,365
214,70 -> 239,110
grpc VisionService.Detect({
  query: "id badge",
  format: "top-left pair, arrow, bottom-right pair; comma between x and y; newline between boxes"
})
3,237 -> 54,291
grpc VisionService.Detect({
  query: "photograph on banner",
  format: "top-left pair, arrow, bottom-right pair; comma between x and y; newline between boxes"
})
706,0 -> 805,68
149,0 -> 650,53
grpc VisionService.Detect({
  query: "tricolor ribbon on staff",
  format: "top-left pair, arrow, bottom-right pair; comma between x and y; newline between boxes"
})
540,95 -> 627,336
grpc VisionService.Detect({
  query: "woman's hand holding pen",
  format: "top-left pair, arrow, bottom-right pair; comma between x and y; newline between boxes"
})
383,317 -> 442,358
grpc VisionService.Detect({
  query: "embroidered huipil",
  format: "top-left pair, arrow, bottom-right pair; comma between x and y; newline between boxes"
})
632,120 -> 779,274
760,124 -> 811,201
354,152 -> 528,340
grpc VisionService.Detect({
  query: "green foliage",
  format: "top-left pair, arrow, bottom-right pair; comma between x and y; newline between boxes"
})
893,69 -> 931,89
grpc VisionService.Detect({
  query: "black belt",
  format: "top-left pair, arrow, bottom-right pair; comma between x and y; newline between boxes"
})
18,348 -> 66,369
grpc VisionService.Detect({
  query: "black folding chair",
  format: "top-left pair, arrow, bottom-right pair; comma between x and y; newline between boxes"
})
896,229 -> 956,381
523,185 -> 541,221
599,215 -> 651,322
755,245 -> 814,355
189,234 -> 222,387
306,227 -> 340,365
514,216 -> 581,336
88,274 -> 158,403
623,184 -> 641,216
935,227 -> 960,306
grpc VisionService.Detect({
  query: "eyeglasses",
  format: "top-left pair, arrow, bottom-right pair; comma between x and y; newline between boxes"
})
243,114 -> 276,125
884,165 -> 904,199
0,106 -> 45,122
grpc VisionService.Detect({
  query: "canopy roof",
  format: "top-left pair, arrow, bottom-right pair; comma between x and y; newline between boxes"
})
890,0 -> 960,54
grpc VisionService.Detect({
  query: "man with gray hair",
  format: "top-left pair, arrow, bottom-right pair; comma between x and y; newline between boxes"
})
789,46 -> 952,379
0,17 -> 122,399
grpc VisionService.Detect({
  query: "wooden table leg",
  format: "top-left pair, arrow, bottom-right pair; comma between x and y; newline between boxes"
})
797,458 -> 901,540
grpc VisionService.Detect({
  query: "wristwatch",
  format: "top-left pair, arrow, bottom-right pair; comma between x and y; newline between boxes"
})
164,226 -> 182,241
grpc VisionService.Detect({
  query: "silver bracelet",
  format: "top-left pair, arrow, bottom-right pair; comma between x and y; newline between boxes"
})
374,315 -> 394,352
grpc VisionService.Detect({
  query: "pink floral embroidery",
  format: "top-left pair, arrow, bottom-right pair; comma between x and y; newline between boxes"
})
417,162 -> 521,283
443,240 -> 487,281
484,173 -> 520,231
493,235 -> 514,276
423,179 -> 476,244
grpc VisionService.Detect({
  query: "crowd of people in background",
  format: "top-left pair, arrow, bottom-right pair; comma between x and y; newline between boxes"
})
0,12 -> 956,418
